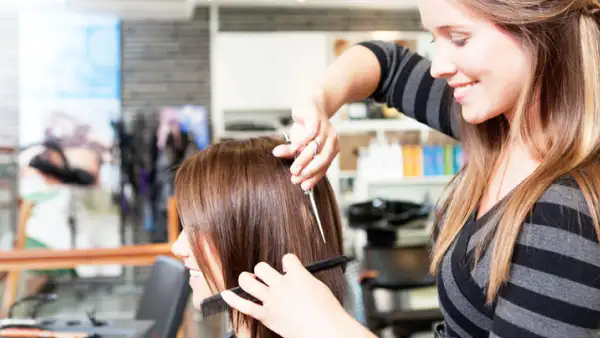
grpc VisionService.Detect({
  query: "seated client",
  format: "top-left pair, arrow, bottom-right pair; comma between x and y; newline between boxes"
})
170,137 -> 346,338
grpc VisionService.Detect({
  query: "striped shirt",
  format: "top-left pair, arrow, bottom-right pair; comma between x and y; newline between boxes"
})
358,40 -> 600,338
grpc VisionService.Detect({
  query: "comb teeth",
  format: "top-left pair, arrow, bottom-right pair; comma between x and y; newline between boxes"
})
198,256 -> 349,319
200,293 -> 230,319
200,286 -> 261,319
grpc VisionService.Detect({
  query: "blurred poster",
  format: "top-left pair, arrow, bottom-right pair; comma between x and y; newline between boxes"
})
17,11 -> 122,277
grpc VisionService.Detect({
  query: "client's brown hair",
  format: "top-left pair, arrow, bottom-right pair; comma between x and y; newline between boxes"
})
174,137 -> 345,338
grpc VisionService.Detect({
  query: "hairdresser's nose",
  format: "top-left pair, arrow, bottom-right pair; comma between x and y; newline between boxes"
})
430,49 -> 457,79
171,231 -> 190,259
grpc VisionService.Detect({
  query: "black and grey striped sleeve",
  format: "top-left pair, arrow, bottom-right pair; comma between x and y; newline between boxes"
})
491,182 -> 600,338
357,40 -> 460,140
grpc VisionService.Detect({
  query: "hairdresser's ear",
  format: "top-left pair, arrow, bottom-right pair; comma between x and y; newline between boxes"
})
282,254 -> 306,275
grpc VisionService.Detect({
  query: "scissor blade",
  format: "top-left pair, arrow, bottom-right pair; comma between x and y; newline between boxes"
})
283,131 -> 325,243
308,191 -> 326,243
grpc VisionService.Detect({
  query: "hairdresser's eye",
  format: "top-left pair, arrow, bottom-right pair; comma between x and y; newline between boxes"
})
449,34 -> 469,47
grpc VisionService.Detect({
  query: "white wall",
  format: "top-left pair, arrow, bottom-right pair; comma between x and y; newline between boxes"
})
213,32 -> 329,137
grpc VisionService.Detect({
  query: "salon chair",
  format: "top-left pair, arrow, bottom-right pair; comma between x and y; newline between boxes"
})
1,257 -> 188,338
135,256 -> 191,338
359,245 -> 442,338
347,198 -> 432,247
348,199 -> 442,337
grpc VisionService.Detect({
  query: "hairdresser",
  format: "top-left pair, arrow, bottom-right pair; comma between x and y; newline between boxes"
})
221,0 -> 600,337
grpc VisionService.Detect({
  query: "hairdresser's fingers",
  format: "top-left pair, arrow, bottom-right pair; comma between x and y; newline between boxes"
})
291,150 -> 320,187
300,175 -> 323,192
289,110 -> 321,153
298,163 -> 325,191
254,262 -> 283,286
290,138 -> 320,177
290,122 -> 320,154
272,143 -> 295,158
282,253 -> 310,277
297,134 -> 339,190
221,290 -> 265,321
238,272 -> 270,301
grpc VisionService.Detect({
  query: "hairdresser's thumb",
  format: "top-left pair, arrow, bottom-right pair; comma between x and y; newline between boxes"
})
282,253 -> 306,276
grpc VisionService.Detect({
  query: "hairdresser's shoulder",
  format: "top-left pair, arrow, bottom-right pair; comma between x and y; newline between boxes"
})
503,176 -> 600,338
524,174 -> 600,244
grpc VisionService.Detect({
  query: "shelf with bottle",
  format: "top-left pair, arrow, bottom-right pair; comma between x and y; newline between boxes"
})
362,175 -> 455,185
339,129 -> 463,183
329,113 -> 461,205
406,142 -> 464,178
333,117 -> 431,134
339,137 -> 462,206
340,148 -> 461,184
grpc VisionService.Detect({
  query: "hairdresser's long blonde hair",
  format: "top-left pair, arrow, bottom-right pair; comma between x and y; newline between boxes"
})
430,0 -> 600,304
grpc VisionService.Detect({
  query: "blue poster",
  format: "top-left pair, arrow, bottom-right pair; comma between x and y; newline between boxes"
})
19,11 -> 121,100
17,11 -> 123,277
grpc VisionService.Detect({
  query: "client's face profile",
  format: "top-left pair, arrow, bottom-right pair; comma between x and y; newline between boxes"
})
171,230 -> 222,309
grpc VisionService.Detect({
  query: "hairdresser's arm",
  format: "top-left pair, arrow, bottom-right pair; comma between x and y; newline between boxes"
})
221,254 -> 378,338
274,44 -> 388,190
278,41 -> 458,190
309,41 -> 459,135
298,41 -> 460,138
489,202 -> 600,337
356,41 -> 459,139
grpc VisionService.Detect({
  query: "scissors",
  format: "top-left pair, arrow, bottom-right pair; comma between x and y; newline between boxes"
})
283,132 -> 327,243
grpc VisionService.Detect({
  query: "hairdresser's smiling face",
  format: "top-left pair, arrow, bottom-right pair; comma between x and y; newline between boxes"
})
171,230 -> 221,309
419,0 -> 531,124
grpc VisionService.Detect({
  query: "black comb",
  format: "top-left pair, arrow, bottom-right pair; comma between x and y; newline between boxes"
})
200,255 -> 349,318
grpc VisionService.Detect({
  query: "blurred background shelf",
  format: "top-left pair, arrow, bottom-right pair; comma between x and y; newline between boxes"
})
334,118 -> 431,134
367,175 -> 453,185
340,171 -> 452,185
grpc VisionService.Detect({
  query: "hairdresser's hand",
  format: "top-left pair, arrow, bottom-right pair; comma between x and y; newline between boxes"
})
222,254 -> 372,338
273,93 -> 340,191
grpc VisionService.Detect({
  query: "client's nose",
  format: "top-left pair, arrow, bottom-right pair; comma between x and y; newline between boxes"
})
171,231 -> 190,259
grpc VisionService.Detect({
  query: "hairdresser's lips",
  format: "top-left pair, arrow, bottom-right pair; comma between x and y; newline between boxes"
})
451,81 -> 479,104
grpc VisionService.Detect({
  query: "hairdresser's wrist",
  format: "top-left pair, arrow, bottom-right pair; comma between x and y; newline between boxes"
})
312,84 -> 343,120
341,313 -> 378,338
320,309 -> 378,338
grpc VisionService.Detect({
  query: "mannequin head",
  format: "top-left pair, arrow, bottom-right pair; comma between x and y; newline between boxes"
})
171,137 -> 345,338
